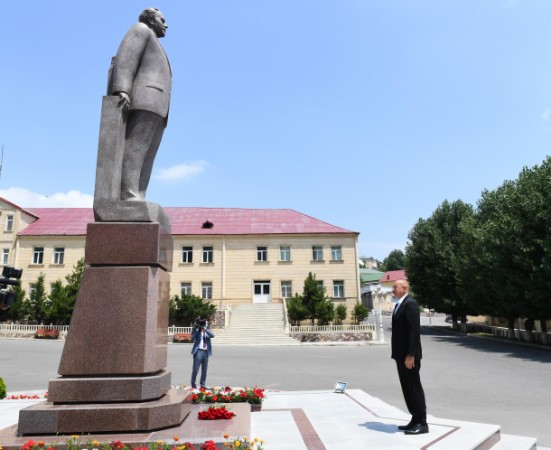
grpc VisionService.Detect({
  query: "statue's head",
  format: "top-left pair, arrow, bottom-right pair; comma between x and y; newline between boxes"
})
139,7 -> 168,38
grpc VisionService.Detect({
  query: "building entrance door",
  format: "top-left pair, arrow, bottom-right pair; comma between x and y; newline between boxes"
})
253,281 -> 271,303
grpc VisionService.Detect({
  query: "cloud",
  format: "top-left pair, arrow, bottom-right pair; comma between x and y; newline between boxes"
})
542,108 -> 551,121
154,160 -> 207,182
0,187 -> 93,208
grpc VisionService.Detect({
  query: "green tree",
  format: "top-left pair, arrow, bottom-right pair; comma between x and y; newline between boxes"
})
4,284 -> 27,321
334,304 -> 347,325
301,272 -> 333,325
352,303 -> 369,324
405,200 -> 476,331
46,280 -> 73,325
65,257 -> 86,304
510,159 -> 551,337
286,293 -> 308,325
381,249 -> 405,271
169,294 -> 216,326
474,182 -> 528,338
27,274 -> 48,323
316,299 -> 335,325
472,159 -> 551,339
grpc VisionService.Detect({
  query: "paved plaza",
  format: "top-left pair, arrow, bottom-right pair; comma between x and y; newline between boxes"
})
1,321 -> 550,448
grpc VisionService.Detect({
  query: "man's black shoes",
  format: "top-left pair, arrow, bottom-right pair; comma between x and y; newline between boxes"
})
404,423 -> 429,435
398,421 -> 415,431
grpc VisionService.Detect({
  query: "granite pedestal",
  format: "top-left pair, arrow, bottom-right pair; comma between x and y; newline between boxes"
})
17,222 -> 191,436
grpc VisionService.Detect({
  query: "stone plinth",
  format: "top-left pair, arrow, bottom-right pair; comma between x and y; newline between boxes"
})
58,265 -> 169,376
18,390 -> 192,436
85,222 -> 173,272
16,220 -> 181,435
48,370 -> 172,403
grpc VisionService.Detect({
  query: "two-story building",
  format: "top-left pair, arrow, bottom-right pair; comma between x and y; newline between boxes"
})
1,197 -> 361,316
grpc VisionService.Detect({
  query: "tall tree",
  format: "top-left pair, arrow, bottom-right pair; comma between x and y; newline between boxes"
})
474,181 -> 527,337
474,158 -> 551,339
381,249 -> 405,271
405,200 -> 475,330
301,272 -> 333,325
4,284 -> 26,321
27,274 -> 48,323
65,258 -> 86,304
46,280 -> 73,325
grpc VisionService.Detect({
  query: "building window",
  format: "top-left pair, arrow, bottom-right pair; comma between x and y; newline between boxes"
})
5,214 -> 14,232
180,282 -> 192,297
202,246 -> 213,263
181,246 -> 193,263
316,280 -> 324,291
331,246 -> 342,261
257,246 -> 268,262
280,246 -> 291,262
32,247 -> 44,264
53,247 -> 65,265
281,281 -> 292,299
312,246 -> 323,261
29,283 -> 36,297
2,248 -> 9,265
202,282 -> 213,299
333,280 -> 344,298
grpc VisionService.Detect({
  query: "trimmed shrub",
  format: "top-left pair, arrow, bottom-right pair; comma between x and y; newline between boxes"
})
0,377 -> 6,400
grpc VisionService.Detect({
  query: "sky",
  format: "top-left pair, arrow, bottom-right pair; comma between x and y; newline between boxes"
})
2,1 -> 551,261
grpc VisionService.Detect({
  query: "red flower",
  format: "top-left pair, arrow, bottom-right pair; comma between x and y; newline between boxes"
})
254,388 -> 264,398
240,392 -> 247,398
192,394 -> 198,401
212,395 -> 218,401
197,406 -> 235,420
200,440 -> 220,450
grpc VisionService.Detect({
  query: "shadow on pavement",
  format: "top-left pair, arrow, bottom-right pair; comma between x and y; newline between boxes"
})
422,326 -> 551,364
359,422 -> 401,434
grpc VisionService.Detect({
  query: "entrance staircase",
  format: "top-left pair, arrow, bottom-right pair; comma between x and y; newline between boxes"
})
215,304 -> 299,345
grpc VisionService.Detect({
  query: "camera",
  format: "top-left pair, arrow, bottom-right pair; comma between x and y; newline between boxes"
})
194,316 -> 207,329
0,266 -> 23,311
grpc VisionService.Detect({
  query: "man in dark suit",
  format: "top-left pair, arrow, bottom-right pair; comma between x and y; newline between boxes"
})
191,317 -> 215,389
111,7 -> 172,201
391,279 -> 429,435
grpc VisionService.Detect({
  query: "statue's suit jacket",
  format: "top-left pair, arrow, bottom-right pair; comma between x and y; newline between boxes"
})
111,22 -> 171,120
391,294 -> 423,361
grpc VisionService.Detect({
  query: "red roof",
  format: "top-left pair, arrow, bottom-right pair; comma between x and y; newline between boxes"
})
380,270 -> 407,282
0,196 -> 39,219
19,208 -> 94,236
18,207 -> 357,236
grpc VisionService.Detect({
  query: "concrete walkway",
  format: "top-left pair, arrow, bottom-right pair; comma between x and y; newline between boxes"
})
1,388 -> 546,450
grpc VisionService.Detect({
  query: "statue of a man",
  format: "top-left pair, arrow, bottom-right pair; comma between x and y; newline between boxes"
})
110,7 -> 171,201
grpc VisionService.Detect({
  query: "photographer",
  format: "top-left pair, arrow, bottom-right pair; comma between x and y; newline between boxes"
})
190,316 -> 214,389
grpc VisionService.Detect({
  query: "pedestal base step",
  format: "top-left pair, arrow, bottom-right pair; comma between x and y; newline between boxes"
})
1,403 -> 250,449
18,390 -> 192,435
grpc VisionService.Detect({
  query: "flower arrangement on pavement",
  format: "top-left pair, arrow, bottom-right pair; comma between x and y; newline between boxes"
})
191,387 -> 264,406
197,405 -> 235,420
4,434 -> 264,450
4,393 -> 46,400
